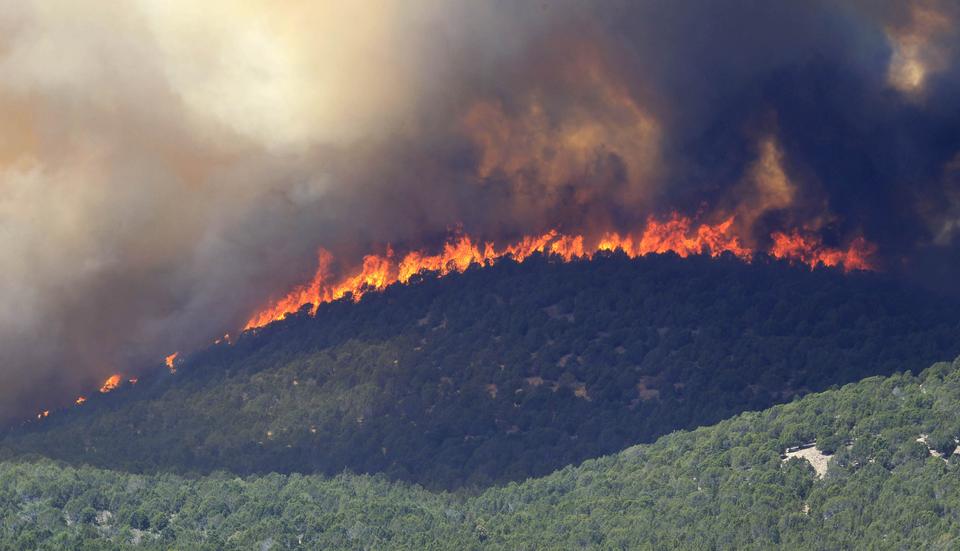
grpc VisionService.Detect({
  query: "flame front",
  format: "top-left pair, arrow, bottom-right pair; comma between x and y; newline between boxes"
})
769,231 -> 876,272
244,214 -> 875,331
99,375 -> 121,394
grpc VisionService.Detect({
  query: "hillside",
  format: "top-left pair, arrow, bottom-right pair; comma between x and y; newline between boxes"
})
3,253 -> 960,490
4,356 -> 960,548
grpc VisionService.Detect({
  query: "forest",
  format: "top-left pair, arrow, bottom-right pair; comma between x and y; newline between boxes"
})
3,253 -> 959,491
3,354 -> 960,548
6,1 -> 960,548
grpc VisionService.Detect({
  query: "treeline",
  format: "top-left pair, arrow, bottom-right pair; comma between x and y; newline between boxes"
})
3,253 -> 960,489
4,356 -> 960,549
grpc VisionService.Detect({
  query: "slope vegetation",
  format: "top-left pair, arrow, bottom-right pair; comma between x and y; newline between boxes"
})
4,356 -> 960,548
3,253 -> 959,490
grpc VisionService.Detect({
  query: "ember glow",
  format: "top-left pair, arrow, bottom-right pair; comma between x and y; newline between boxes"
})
244,214 -> 874,331
99,375 -> 122,394
165,353 -> 179,373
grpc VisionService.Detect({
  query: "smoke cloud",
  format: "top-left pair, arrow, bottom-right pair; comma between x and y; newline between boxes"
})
1,0 -> 959,419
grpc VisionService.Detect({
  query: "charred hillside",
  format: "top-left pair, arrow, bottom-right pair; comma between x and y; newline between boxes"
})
3,253 -> 960,489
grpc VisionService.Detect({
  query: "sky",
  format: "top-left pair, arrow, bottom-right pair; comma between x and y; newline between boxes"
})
1,0 -> 959,418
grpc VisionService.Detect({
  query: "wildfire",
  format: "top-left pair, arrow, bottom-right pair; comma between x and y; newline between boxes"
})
165,352 -> 179,373
596,216 -> 752,259
36,410 -> 49,420
244,213 -> 876,331
75,396 -> 87,405
99,374 -> 122,394
769,231 -> 876,272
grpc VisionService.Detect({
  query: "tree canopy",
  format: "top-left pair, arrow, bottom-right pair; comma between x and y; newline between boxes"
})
4,253 -> 959,491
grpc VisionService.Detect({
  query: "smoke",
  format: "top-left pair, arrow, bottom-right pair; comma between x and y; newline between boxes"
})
1,0 -> 959,419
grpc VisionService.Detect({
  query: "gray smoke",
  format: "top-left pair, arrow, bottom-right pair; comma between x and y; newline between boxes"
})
1,0 -> 958,419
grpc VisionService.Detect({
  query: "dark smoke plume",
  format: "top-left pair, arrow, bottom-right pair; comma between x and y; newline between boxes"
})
1,1 -> 958,419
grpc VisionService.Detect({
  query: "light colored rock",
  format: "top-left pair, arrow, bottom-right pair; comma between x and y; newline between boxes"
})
783,444 -> 831,478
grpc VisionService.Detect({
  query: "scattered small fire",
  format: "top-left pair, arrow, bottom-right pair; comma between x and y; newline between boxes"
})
128,377 -> 139,385
99,374 -> 122,394
75,396 -> 87,405
165,352 -> 178,373
244,213 -> 875,331
36,410 -> 49,420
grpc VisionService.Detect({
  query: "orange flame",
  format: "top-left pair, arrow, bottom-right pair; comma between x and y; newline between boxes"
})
99,374 -> 121,394
36,410 -> 49,420
165,352 -> 178,373
75,396 -> 87,405
596,215 -> 751,259
770,230 -> 876,272
243,214 -> 875,331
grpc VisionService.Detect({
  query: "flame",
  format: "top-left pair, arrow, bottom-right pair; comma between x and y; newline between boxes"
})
596,215 -> 751,259
36,410 -> 49,420
244,213 -> 876,331
99,374 -> 122,394
165,352 -> 179,373
128,377 -> 139,385
769,231 -> 876,272
75,396 -> 87,405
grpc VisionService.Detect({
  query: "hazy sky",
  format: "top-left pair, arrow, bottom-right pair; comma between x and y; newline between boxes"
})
1,1 -> 958,418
